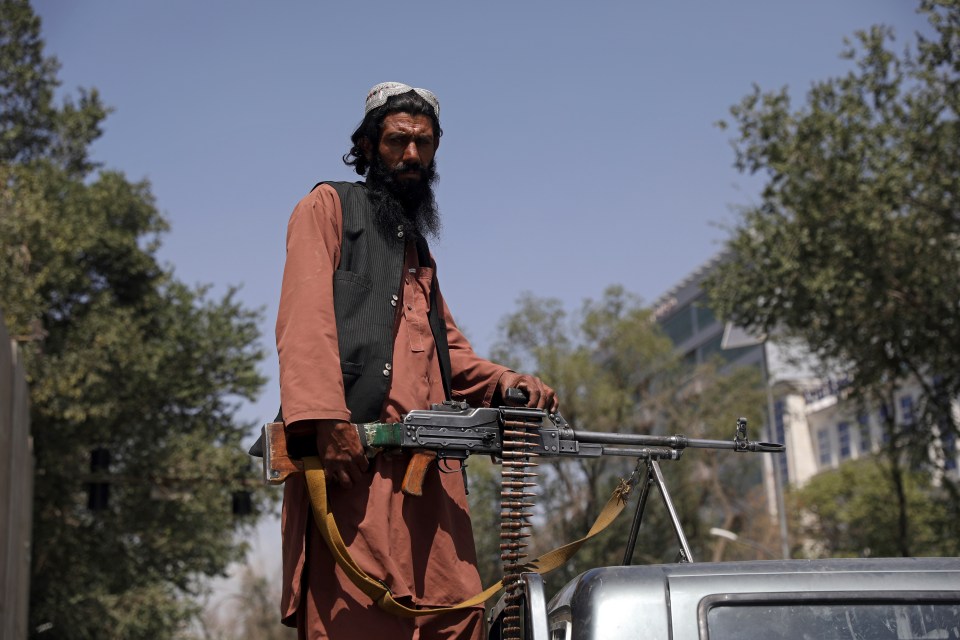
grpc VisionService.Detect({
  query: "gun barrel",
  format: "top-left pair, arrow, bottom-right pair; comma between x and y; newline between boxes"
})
570,429 -> 784,453
570,429 -> 685,447
685,437 -> 785,453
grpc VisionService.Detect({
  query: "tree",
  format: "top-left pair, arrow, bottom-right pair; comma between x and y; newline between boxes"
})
0,2 -> 269,637
487,286 -> 676,588
0,0 -> 106,173
656,360 -> 772,563
473,287 -> 769,597
791,458 -> 960,558
707,0 -> 960,556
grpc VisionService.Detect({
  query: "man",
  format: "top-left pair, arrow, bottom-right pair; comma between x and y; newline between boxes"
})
275,82 -> 558,639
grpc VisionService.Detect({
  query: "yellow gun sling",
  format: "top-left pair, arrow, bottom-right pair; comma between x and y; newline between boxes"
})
303,456 -> 633,618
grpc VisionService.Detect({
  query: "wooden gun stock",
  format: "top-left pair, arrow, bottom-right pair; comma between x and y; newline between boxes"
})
401,451 -> 437,497
261,421 -> 303,485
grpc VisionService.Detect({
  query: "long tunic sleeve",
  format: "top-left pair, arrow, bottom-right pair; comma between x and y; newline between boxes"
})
275,184 -> 350,425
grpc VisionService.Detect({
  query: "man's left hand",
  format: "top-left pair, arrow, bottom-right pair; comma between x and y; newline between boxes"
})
498,371 -> 559,413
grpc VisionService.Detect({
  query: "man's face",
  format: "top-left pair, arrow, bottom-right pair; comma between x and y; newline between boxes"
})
376,112 -> 438,184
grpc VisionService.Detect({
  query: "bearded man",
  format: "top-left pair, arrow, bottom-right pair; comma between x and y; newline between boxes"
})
275,82 -> 558,639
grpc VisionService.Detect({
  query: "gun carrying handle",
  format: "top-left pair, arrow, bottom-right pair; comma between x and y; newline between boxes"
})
402,451 -> 437,497
505,387 -> 529,406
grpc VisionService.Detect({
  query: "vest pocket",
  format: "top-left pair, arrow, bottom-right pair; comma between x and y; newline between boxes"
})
333,271 -> 373,337
333,270 -> 372,289
340,360 -> 363,377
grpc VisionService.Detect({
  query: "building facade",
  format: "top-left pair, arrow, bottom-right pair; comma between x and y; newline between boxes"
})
652,255 -> 959,543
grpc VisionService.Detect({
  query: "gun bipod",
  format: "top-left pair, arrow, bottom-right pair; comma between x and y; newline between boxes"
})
622,456 -> 695,565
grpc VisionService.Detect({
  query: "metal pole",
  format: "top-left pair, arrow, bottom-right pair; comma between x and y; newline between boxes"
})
761,342 -> 790,559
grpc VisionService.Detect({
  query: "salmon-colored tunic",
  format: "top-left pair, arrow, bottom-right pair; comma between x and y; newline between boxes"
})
276,184 -> 509,639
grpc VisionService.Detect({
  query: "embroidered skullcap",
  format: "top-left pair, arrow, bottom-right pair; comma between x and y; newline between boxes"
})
364,82 -> 439,118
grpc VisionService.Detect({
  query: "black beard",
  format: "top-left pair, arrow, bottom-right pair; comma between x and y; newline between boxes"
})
366,154 -> 441,241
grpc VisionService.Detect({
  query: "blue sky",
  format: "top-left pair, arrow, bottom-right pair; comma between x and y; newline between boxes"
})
31,0 -> 931,595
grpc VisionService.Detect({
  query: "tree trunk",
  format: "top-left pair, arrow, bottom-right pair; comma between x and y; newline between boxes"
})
880,387 -> 911,557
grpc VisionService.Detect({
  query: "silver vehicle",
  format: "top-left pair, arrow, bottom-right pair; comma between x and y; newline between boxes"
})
486,447 -> 960,640
538,557 -> 960,640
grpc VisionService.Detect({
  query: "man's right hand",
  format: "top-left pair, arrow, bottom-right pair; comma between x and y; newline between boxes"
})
295,419 -> 369,488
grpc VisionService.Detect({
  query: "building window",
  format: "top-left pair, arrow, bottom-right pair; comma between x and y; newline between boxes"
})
694,299 -> 716,333
838,422 -> 851,460
900,395 -> 915,427
661,306 -> 694,345
817,429 -> 831,467
858,414 -> 871,454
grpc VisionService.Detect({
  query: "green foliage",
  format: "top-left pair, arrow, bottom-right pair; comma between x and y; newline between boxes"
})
0,3 -> 268,638
791,458 -> 960,558
488,287 -> 675,586
0,0 -> 56,163
707,1 -> 960,554
476,286 -> 772,599
0,0 -> 107,173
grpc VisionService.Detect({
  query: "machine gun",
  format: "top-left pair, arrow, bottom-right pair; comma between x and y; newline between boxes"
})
256,394 -> 784,640
260,398 -> 782,486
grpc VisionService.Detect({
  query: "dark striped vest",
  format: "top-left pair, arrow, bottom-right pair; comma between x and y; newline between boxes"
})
323,181 -> 452,423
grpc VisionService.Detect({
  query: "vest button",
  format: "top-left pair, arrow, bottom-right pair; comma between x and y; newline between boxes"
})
382,369 -> 390,377
397,231 -> 404,238
391,299 -> 397,307
385,362 -> 392,370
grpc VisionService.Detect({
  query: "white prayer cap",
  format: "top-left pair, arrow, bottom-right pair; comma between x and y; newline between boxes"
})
364,82 -> 439,118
